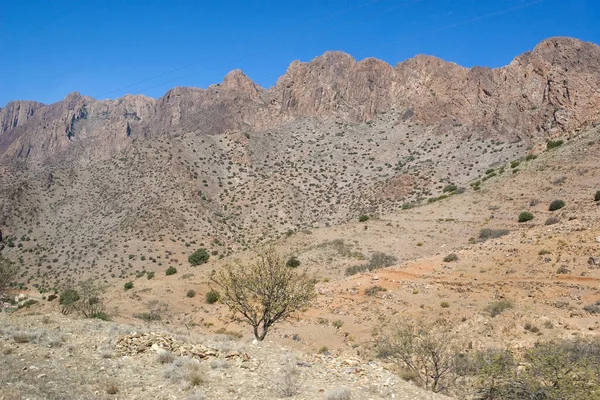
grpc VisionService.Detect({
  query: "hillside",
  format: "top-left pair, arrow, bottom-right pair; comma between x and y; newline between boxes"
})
1,37 -> 600,292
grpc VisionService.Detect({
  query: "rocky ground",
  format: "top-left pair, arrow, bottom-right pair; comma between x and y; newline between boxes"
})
0,312 -> 448,400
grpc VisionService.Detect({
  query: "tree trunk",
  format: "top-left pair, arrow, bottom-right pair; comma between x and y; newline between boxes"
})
252,324 -> 269,341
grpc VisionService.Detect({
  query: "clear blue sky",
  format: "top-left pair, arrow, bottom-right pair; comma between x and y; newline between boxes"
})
1,0 -> 598,106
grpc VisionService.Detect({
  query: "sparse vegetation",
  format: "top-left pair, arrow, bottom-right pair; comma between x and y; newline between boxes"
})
124,281 -> 133,290
210,248 -> 316,340
477,228 -> 510,242
0,254 -> 19,298
345,251 -> 397,275
166,266 -> 177,276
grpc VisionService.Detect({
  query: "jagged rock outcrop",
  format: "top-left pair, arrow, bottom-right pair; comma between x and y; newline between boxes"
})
1,37 -> 599,165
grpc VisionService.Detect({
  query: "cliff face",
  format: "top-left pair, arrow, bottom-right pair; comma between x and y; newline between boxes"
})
1,37 -> 599,164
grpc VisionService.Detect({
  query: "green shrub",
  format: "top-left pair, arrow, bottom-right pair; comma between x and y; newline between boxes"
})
47,294 -> 57,302
443,253 -> 458,262
358,215 -> 370,222
510,161 -> 520,168
188,248 -> 210,266
594,190 -> 600,202
286,256 -> 300,268
442,184 -> 457,193
205,289 -> 220,304
547,139 -> 564,149
124,281 -> 133,290
186,289 -> 196,298
440,301 -> 450,308
525,154 -> 537,161
518,211 -> 534,223
165,267 -> 177,276
486,300 -> 514,317
549,200 -> 565,211
146,271 -> 155,279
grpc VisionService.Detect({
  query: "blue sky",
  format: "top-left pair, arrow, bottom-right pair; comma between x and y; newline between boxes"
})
1,0 -> 598,106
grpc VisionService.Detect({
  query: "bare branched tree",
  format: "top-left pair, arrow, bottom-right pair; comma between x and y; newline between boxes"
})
210,248 -> 316,341
377,321 -> 463,393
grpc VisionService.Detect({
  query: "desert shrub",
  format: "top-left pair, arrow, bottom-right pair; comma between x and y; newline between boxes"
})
47,294 -> 57,301
188,248 -> 210,266
210,248 -> 316,341
478,228 -> 510,242
510,160 -> 520,168
185,289 -> 196,298
545,216 -> 560,225
443,184 -> 457,193
205,289 -> 220,304
358,214 -> 370,222
486,300 -> 514,317
166,266 -> 177,276
525,154 -> 537,161
124,281 -> 133,290
547,139 -> 564,149
549,199 -> 565,211
595,190 -> 600,202
473,339 -> 600,399
365,285 -> 387,296
538,249 -> 551,255
443,253 -> 458,262
147,271 -> 155,279
440,301 -> 450,308
286,256 -> 300,268
518,211 -> 534,222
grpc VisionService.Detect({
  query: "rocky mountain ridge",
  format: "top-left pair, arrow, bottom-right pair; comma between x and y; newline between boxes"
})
2,37 -> 599,165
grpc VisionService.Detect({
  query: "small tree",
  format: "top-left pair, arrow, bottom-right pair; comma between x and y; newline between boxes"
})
188,248 -> 210,266
210,248 -> 316,341
0,254 -> 19,299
